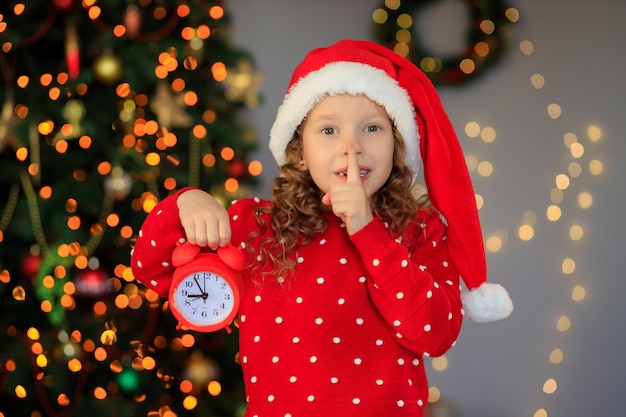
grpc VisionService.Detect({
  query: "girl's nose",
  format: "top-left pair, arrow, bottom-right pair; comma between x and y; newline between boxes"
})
342,135 -> 363,155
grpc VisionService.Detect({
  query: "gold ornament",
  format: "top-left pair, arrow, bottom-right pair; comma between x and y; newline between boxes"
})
150,81 -> 192,128
183,350 -> 220,388
100,329 -> 118,345
104,166 -> 132,200
0,90 -> 18,153
52,99 -> 85,143
223,59 -> 264,107
93,51 -> 123,84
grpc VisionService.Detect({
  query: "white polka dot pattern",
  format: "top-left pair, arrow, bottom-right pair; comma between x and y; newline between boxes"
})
131,195 -> 462,416
236,203 -> 461,416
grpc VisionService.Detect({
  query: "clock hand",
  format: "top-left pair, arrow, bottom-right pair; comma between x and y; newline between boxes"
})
193,276 -> 207,296
198,274 -> 210,304
187,293 -> 204,298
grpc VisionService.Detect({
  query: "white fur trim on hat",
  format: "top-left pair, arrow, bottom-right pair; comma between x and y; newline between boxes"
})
269,61 -> 421,174
461,282 -> 513,322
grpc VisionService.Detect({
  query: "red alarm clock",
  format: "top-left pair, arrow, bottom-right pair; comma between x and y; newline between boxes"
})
169,241 -> 245,333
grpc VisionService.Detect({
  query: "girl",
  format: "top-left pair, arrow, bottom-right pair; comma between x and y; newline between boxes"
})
131,39 -> 512,417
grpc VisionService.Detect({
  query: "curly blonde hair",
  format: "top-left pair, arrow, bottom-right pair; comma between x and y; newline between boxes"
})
248,126 -> 429,281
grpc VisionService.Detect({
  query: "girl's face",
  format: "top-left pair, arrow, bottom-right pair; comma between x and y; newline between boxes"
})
300,94 -> 395,199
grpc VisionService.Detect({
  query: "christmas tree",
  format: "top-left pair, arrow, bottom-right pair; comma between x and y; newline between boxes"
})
0,1 -> 263,416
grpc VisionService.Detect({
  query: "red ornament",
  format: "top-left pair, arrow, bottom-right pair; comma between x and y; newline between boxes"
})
74,268 -> 111,297
21,254 -> 43,280
65,23 -> 80,79
124,5 -> 142,39
228,158 -> 246,178
53,0 -> 75,12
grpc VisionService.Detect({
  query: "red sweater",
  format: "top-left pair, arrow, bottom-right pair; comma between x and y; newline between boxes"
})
131,193 -> 463,417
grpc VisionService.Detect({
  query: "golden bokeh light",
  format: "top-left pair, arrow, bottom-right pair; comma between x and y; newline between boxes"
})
578,192 -> 593,209
523,210 -> 538,225
589,159 -> 603,175
15,385 -> 27,399
568,162 -> 582,178
480,126 -> 496,143
465,155 -> 478,171
431,356 -> 448,371
208,380 -> 222,396
570,142 -> 584,158
465,121 -> 481,137
248,160 -> 263,176
561,258 -> 575,275
569,225 -> 584,241
546,205 -> 562,221
479,19 -> 495,35
556,316 -> 571,332
428,386 -> 441,403
459,58 -> 476,75
477,161 -> 494,177
396,13 -> 412,29
572,285 -> 586,301
94,387 -> 107,400
563,132 -> 577,148
555,174 -> 570,190
183,395 -> 198,410
519,40 -> 534,55
474,193 -> 484,210
224,178 -> 239,193
550,188 -> 564,204
518,224 -> 534,241
542,378 -> 557,394
549,348 -> 563,364
385,0 -> 401,10
530,73 -> 545,89
485,235 -> 503,253
587,125 -> 602,142
547,103 -> 562,119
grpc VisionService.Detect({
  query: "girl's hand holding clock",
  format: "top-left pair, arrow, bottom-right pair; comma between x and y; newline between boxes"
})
177,189 -> 232,250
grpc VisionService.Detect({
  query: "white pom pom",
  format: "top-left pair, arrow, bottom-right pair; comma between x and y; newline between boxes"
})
461,282 -> 513,322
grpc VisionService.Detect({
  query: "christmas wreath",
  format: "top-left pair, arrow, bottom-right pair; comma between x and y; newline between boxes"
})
372,0 -> 516,86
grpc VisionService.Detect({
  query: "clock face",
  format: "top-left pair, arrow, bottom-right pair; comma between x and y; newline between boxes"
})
172,272 -> 235,326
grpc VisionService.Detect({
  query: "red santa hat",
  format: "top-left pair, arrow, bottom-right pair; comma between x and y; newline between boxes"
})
269,39 -> 512,322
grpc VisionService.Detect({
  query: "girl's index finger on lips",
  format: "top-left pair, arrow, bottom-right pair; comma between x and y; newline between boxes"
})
346,141 -> 361,184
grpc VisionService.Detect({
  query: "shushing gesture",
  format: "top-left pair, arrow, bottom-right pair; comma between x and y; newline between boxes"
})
177,189 -> 232,250
322,141 -> 374,235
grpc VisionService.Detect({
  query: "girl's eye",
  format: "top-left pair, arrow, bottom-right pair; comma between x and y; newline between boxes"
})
322,127 -> 337,135
366,125 -> 380,132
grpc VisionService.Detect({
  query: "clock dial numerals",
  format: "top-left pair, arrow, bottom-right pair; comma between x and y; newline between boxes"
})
174,272 -> 235,325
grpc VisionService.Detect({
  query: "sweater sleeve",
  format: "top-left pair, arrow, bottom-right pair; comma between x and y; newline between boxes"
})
130,188 -> 194,297
349,210 -> 463,357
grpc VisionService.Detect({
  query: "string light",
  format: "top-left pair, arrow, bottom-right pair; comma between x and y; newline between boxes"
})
510,36 -> 599,417
422,7 -> 603,414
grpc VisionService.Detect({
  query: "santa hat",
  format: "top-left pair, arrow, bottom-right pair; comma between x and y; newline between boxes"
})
269,39 -> 512,322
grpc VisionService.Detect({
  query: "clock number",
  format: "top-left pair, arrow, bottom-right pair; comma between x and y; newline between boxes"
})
174,273 -> 236,327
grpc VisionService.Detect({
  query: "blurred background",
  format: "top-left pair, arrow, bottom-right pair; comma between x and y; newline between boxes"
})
1,1 -> 624,416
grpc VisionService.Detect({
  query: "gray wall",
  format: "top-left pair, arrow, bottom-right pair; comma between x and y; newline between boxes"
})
227,1 -> 626,416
